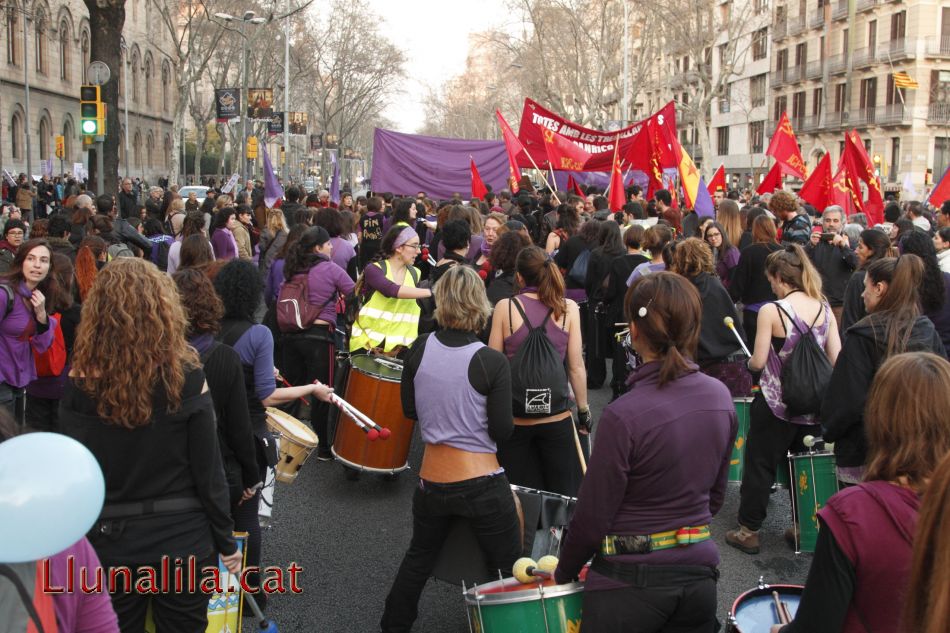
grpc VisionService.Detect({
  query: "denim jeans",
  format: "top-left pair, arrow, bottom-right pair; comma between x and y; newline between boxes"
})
0,382 -> 25,425
380,473 -> 522,633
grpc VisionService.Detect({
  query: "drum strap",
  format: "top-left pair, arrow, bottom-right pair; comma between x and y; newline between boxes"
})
601,525 -> 711,555
591,556 -> 718,588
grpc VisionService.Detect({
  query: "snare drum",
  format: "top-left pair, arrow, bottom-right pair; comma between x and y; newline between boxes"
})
790,450 -> 838,553
265,408 -> 318,484
729,398 -> 752,482
728,583 -> 803,632
463,569 -> 586,633
332,354 -> 415,474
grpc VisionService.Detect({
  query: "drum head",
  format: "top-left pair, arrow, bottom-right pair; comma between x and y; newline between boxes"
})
731,585 -> 803,632
266,408 -> 317,445
350,354 -> 403,382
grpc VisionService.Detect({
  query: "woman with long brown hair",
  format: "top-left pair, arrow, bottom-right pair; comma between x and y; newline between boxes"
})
838,228 -> 893,334
729,214 -> 783,344
905,449 -> 950,633
488,245 -> 588,496
74,236 -> 107,302
59,258 -> 241,632
822,255 -> 946,485
555,272 -> 736,632
727,244 -> 841,554
772,352 -> 950,633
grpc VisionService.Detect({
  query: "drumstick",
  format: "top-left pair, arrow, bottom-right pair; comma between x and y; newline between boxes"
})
570,417 -> 587,475
723,317 -> 752,358
772,591 -> 791,624
330,393 -> 390,440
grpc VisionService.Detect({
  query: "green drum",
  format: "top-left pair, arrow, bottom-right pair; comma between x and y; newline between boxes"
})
729,398 -> 752,482
789,451 -> 838,553
464,576 -> 584,633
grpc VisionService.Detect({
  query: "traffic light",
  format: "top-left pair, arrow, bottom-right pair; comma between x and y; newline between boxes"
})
246,136 -> 259,159
55,135 -> 64,159
79,85 -> 106,137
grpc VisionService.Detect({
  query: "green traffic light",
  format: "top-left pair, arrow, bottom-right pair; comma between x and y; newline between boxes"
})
81,120 -> 98,135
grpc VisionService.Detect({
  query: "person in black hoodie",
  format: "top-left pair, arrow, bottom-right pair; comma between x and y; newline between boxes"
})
671,238 -> 751,396
822,255 -> 947,486
603,225 -> 650,399
584,220 -> 624,389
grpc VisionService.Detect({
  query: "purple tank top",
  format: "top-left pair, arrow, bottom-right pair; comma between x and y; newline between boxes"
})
414,335 -> 494,453
503,293 -> 569,361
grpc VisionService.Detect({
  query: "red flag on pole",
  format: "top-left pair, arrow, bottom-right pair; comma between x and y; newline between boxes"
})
541,128 -> 592,172
470,157 -> 488,200
608,135 -> 625,212
927,165 -> 950,207
495,110 -> 525,193
766,113 -> 807,180
831,163 -> 863,217
756,162 -> 784,194
841,131 -> 884,225
566,174 -> 585,197
798,153 -> 834,211
707,164 -> 726,195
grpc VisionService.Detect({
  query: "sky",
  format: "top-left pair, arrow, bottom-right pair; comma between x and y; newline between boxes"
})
367,0 -> 511,133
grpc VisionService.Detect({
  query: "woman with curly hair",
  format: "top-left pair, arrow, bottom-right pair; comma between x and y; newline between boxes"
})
486,230 -> 531,306
59,258 -> 240,632
74,236 -> 107,303
212,258 -> 334,608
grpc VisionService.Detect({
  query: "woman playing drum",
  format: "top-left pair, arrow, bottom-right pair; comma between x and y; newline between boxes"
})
380,266 -> 521,633
771,352 -> 950,633
349,225 -> 432,355
554,272 -> 736,633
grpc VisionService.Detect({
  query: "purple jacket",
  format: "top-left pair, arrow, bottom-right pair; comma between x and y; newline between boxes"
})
50,538 -> 120,632
0,282 -> 56,387
329,236 -> 356,273
210,228 -> 238,261
305,258 -> 355,323
555,361 -> 736,589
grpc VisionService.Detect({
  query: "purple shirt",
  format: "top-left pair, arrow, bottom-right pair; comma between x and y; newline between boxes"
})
715,246 -> 740,289
305,258 -> 355,323
211,228 -> 238,261
626,261 -> 666,286
50,538 -> 121,632
265,258 -> 286,305
230,324 -> 276,402
0,282 -> 56,387
556,362 -> 736,589
363,262 -> 404,298
329,236 -> 356,273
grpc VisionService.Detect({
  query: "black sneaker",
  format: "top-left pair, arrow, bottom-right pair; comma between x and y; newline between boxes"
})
315,450 -> 334,462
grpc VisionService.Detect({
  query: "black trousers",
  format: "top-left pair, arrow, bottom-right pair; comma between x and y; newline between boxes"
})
109,552 -> 217,633
281,328 -> 334,452
738,393 -> 818,531
610,336 -> 631,398
25,394 -> 59,432
496,416 -> 582,498
741,309 -> 758,351
380,474 -> 522,633
581,575 -> 718,633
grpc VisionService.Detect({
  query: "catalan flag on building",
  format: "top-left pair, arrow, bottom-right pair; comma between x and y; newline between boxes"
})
892,71 -> 918,89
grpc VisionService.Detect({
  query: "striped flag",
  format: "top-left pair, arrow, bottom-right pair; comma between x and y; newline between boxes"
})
892,71 -> 918,89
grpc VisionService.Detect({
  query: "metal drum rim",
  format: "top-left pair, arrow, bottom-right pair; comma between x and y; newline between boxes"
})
463,579 -> 584,606
349,354 -> 402,383
729,583 -> 804,620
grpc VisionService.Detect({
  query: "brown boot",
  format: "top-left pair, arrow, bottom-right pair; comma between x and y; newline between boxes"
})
784,526 -> 800,548
725,525 -> 760,554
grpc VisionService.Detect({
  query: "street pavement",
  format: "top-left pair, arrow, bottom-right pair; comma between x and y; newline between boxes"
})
262,374 -> 811,632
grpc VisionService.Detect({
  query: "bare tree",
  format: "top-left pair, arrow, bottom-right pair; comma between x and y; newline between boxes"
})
83,0 -> 125,191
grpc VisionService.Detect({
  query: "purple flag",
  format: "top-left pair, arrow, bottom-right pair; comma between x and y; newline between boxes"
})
330,151 -> 340,204
261,143 -> 284,208
694,176 -> 715,219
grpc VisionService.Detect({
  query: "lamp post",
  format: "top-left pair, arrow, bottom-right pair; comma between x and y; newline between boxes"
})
20,9 -> 32,180
622,0 -> 629,124
213,11 -> 266,182
119,37 -> 130,179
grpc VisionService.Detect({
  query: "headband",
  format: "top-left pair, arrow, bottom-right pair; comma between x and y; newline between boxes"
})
394,226 -> 418,248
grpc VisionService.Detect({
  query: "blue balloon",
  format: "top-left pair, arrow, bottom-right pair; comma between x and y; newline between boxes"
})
0,432 -> 105,563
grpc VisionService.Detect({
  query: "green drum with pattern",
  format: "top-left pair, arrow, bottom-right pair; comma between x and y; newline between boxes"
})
464,576 -> 584,633
789,451 -> 838,553
729,398 -> 753,482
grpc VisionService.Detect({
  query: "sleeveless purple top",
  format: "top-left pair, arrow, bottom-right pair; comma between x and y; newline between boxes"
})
502,292 -> 569,361
414,335 -> 494,453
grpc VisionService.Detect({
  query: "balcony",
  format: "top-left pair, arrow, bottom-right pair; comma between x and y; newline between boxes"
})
877,38 -> 915,61
806,60 -> 824,79
832,0 -> 848,20
850,107 -> 876,127
773,20 -> 787,40
772,68 -> 787,87
787,15 -> 806,36
926,36 -> 950,57
801,115 -> 821,132
810,11 -> 825,29
856,0 -> 878,12
852,47 -> 875,68
790,116 -> 806,132
827,53 -> 848,74
876,104 -> 911,126
929,103 -> 950,125
785,65 -> 804,83
824,111 -> 849,128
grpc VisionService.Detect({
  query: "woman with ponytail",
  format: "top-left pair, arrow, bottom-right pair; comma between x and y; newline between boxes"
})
727,244 -> 841,555
488,245 -> 588,497
281,226 -> 355,457
822,254 -> 946,486
74,236 -> 107,302
554,272 -> 736,632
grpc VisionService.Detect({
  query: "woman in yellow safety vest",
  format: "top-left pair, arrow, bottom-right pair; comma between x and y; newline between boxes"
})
350,225 -> 432,354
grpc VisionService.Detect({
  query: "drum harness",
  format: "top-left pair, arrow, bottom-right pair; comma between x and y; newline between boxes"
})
593,527 -> 718,586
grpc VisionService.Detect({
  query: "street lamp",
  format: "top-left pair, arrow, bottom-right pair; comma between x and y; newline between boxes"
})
213,11 -> 267,181
119,36 -> 131,180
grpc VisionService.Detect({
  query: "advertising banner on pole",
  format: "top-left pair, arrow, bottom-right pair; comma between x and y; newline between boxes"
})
247,88 -> 274,121
215,88 -> 240,122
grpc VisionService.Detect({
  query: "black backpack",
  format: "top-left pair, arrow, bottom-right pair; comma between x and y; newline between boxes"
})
508,299 -> 571,418
776,303 -> 833,416
567,249 -> 591,286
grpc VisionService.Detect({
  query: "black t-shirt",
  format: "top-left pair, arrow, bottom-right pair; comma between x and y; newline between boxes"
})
359,212 -> 384,264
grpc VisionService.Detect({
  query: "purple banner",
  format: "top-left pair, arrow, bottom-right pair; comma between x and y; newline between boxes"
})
371,128 -> 509,199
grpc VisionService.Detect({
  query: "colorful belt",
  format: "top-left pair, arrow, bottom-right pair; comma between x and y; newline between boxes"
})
601,525 -> 711,555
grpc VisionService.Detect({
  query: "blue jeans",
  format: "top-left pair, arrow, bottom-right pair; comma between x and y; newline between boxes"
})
380,473 -> 522,633
0,382 -> 25,425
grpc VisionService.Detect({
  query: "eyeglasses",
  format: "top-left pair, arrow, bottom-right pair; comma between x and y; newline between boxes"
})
402,242 -> 421,251
6,230 -> 24,237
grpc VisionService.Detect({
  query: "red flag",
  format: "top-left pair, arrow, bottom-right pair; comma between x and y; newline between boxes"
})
541,128 -> 592,172
832,163 -> 863,217
470,157 -> 488,200
798,153 -> 834,211
842,131 -> 884,225
608,136 -> 625,212
566,174 -> 585,198
707,164 -> 726,195
644,119 -> 666,199
757,162 -> 784,194
766,113 -> 807,180
927,165 -> 950,207
495,110 -> 524,193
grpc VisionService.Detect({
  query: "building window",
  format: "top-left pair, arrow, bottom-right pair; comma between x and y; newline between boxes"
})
6,10 -> 17,65
63,120 -> 73,162
34,11 -> 47,75
131,54 -> 139,103
890,11 -> 905,40
750,74 -> 767,107
749,121 -> 765,154
813,87 -> 823,116
792,91 -> 806,119
859,77 -> 877,110
752,28 -> 767,61
80,31 -> 89,82
144,58 -> 152,107
59,21 -> 69,81
774,95 -> 788,121
39,117 -> 50,159
164,134 -> 171,169
11,112 -> 22,159
717,126 -> 730,155
161,62 -> 170,114
719,82 -> 732,113
834,83 -> 846,112
146,132 -> 154,168
133,130 -> 142,167
795,42 -> 807,67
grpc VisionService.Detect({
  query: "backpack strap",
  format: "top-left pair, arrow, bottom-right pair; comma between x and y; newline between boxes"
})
511,297 -> 554,334
0,283 -> 14,318
775,301 -> 823,337
218,320 -> 254,348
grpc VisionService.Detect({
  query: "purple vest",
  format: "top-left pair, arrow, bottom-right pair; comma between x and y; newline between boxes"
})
414,335 -> 493,453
